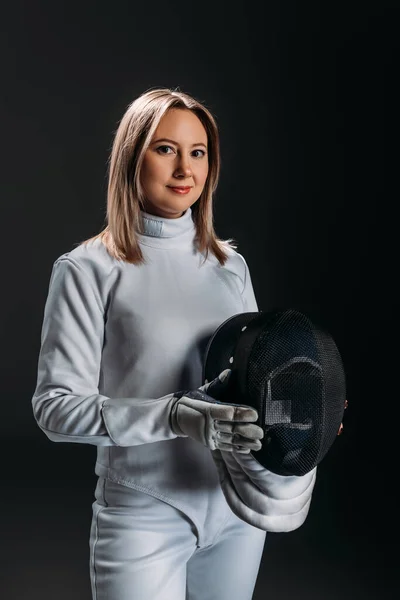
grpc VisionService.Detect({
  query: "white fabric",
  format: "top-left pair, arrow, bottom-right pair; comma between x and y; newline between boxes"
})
32,206 -> 316,532
170,375 -> 263,452
90,476 -> 266,600
212,450 -> 317,531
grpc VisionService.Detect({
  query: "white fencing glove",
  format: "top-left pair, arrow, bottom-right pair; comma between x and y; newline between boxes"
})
170,369 -> 264,453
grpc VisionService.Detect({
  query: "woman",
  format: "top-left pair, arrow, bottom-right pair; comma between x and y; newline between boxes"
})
31,88 -> 313,600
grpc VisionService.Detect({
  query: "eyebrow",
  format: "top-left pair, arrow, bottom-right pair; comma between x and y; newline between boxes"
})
151,137 -> 207,149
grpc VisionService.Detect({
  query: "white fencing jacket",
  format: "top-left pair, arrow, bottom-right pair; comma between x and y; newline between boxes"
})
32,206 -> 316,532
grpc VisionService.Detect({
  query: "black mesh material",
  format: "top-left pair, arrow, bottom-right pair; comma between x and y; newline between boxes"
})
203,308 -> 347,476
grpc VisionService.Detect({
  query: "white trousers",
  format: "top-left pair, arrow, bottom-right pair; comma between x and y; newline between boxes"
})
89,476 -> 266,600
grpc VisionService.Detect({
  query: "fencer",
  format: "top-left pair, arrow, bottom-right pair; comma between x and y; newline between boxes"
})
32,88 -> 316,600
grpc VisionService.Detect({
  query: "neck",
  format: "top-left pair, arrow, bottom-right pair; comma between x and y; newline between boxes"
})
137,206 -> 196,250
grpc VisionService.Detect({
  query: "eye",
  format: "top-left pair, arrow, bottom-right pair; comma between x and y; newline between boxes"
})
192,149 -> 206,158
156,145 -> 174,154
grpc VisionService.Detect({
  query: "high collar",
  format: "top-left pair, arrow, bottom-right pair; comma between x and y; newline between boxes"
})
138,206 -> 197,250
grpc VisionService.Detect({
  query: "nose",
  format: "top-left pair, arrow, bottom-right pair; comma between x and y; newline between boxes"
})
173,155 -> 193,178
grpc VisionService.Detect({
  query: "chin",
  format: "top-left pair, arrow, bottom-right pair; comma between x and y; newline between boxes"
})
144,197 -> 197,218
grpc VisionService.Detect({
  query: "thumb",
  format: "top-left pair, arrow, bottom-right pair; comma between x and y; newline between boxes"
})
200,369 -> 232,399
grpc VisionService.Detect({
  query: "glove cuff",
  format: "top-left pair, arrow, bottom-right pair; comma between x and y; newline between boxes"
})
169,395 -> 188,438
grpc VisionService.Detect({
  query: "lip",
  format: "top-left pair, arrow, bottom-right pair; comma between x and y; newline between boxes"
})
167,186 -> 192,195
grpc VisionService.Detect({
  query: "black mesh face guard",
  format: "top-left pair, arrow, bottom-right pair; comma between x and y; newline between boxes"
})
203,309 -> 347,476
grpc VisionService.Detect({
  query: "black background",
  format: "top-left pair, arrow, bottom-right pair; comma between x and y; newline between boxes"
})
1,1 -> 398,598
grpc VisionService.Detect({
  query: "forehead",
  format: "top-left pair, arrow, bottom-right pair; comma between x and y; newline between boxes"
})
153,108 -> 207,142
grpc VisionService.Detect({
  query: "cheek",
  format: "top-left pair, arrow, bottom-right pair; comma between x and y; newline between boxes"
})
141,158 -> 164,187
198,162 -> 209,185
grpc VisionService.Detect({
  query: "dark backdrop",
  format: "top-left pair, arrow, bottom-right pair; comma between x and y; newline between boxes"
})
1,1 -> 397,598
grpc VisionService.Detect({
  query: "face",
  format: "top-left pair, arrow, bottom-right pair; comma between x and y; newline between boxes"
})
140,108 -> 209,219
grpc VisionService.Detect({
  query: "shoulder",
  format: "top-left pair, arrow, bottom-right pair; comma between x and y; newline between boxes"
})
224,248 -> 248,274
51,238 -> 118,289
211,246 -> 250,293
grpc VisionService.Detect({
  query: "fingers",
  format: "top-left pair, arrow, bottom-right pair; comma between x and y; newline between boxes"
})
215,427 -> 264,452
189,387 -> 258,423
209,403 -> 258,423
217,444 -> 251,454
216,436 -> 262,453
218,368 -> 232,383
234,423 -> 264,439
201,369 -> 232,397
233,406 -> 259,422
217,421 -> 264,440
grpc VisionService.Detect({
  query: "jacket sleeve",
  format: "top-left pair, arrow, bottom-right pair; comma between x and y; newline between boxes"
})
238,254 -> 259,312
31,256 -> 181,446
211,449 -> 316,532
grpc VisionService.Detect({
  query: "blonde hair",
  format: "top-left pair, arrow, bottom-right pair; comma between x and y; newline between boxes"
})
77,87 -> 238,266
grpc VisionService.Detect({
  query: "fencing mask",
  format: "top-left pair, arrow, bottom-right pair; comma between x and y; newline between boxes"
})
203,308 -> 347,477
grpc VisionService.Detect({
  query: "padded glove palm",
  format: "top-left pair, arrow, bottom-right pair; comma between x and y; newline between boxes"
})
170,369 -> 264,453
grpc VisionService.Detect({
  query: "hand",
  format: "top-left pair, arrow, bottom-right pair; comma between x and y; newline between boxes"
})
170,369 -> 264,452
